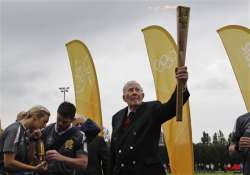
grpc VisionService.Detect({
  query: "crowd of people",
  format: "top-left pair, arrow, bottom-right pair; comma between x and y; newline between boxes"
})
0,102 -> 110,175
1,65 -> 249,175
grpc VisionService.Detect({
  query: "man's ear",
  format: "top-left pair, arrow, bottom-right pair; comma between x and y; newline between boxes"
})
122,95 -> 126,102
141,93 -> 144,100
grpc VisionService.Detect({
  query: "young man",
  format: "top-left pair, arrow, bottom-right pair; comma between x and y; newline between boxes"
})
110,66 -> 189,175
229,112 -> 250,175
42,102 -> 88,175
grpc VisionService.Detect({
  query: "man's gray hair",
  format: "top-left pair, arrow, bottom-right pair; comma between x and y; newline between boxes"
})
123,80 -> 143,94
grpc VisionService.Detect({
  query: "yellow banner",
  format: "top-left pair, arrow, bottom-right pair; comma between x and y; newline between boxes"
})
66,40 -> 103,127
142,25 -> 194,175
218,25 -> 250,112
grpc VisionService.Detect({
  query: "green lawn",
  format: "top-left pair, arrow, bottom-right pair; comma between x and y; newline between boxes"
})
195,173 -> 242,175
167,173 -> 242,175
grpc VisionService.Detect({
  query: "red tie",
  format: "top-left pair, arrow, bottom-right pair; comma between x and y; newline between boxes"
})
123,112 -> 134,128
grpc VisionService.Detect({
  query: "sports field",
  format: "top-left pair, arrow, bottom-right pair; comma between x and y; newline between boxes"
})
167,173 -> 242,175
195,173 -> 242,175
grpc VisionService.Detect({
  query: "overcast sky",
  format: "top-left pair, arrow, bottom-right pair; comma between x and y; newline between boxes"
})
0,0 -> 249,143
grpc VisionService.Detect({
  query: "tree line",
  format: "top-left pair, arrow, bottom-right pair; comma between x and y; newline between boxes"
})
159,130 -> 243,172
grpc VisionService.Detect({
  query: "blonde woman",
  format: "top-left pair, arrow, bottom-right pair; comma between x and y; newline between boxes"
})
0,105 -> 50,175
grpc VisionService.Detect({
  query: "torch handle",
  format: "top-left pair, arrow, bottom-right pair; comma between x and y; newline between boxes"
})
176,6 -> 190,121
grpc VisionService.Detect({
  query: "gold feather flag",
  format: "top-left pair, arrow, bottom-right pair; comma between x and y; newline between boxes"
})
218,25 -> 250,112
66,40 -> 103,127
142,25 -> 194,175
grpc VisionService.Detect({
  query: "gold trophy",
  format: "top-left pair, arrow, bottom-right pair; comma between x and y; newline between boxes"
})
37,139 -> 45,161
176,6 -> 190,121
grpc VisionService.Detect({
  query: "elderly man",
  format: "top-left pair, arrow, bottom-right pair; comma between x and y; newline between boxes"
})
229,112 -> 250,175
110,66 -> 189,175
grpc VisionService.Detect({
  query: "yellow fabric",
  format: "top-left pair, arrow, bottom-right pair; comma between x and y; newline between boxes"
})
142,25 -> 194,175
218,25 -> 250,112
66,40 -> 103,128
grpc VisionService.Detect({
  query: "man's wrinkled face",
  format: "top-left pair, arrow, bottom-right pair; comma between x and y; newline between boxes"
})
123,82 -> 144,108
56,113 -> 73,132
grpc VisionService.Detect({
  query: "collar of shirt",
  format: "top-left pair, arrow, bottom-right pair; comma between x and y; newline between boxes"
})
127,107 -> 136,117
55,123 -> 73,135
18,121 -> 27,131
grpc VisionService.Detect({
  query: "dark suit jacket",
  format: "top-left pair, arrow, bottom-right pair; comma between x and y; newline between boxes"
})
85,136 -> 110,175
110,89 -> 190,175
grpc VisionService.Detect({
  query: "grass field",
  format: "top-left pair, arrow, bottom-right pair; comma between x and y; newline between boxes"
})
195,173 -> 242,175
166,172 -> 242,175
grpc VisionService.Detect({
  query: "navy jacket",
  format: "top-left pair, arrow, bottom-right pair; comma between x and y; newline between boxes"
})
111,89 -> 190,175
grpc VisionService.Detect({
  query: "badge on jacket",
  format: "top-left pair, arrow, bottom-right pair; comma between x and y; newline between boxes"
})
64,139 -> 74,149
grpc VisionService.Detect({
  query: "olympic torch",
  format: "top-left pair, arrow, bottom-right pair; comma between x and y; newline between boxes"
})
176,6 -> 190,121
